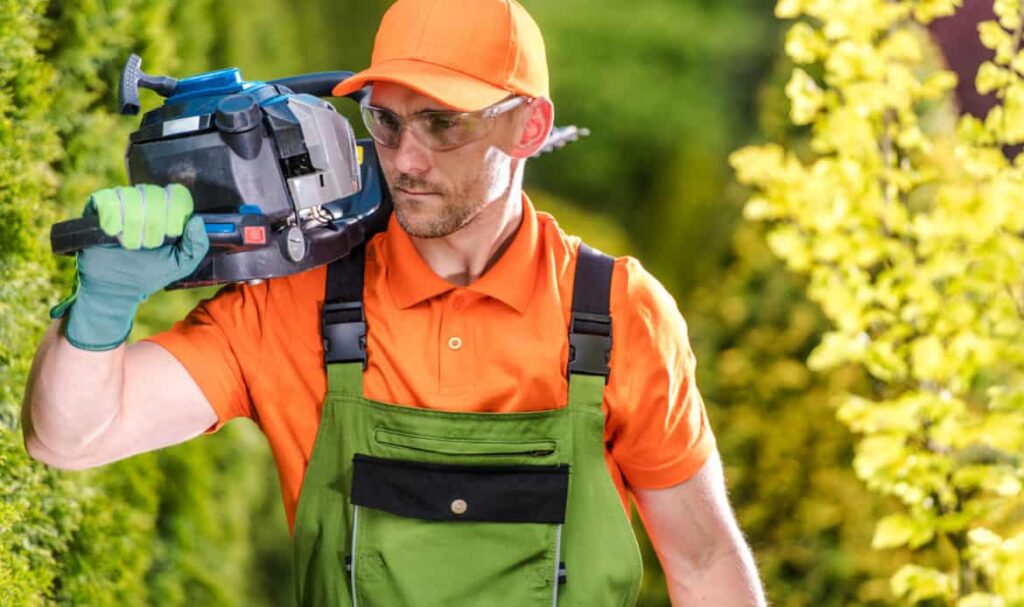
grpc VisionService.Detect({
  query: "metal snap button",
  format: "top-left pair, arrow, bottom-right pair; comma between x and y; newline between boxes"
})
447,336 -> 463,350
450,499 -> 468,515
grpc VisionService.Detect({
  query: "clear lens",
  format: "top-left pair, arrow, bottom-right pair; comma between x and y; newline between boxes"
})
418,112 -> 484,149
360,96 -> 528,151
361,106 -> 402,147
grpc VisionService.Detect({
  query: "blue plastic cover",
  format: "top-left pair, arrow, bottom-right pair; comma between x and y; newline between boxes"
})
168,67 -> 245,102
204,222 -> 237,234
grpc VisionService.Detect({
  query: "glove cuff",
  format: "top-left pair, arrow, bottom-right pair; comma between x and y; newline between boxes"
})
57,283 -> 142,352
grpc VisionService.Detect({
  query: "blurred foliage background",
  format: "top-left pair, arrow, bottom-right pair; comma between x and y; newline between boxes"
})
0,0 -> 982,605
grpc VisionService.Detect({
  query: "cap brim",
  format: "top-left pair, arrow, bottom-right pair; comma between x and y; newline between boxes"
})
331,59 -> 511,111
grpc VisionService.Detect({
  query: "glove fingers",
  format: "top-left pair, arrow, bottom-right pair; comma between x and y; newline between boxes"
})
90,188 -> 123,236
140,184 -> 168,249
164,184 -> 193,238
117,187 -> 144,249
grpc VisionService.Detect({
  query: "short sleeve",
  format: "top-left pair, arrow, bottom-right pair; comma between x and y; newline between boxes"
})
603,256 -> 717,490
145,281 -> 269,433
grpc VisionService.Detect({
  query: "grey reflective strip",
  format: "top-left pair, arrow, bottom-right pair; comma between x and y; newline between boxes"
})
114,187 -> 127,246
552,524 -> 563,607
350,506 -> 360,607
164,185 -> 172,236
137,184 -> 149,249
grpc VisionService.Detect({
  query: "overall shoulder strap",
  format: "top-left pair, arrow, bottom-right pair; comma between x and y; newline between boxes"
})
322,244 -> 368,369
568,243 -> 615,383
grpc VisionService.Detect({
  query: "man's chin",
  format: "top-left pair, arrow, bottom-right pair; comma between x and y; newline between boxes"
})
394,208 -> 448,239
394,206 -> 476,239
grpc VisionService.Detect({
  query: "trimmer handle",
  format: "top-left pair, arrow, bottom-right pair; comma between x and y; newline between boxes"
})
269,71 -> 361,100
50,213 -> 273,255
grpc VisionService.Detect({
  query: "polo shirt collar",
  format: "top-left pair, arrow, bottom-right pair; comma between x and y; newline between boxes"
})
385,194 -> 540,313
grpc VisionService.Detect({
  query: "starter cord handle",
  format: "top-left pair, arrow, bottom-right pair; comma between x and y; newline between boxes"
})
119,54 -> 178,115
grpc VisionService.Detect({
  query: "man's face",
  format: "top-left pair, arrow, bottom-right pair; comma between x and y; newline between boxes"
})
369,82 -> 519,239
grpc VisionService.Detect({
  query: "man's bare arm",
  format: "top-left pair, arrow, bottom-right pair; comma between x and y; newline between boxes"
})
22,320 -> 217,470
633,451 -> 766,606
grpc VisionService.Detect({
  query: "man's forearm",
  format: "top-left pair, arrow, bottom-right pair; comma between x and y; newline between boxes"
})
23,320 -> 125,460
665,539 -> 766,606
633,454 -> 767,607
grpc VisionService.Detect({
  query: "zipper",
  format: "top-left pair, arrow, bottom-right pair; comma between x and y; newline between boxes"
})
374,428 -> 557,457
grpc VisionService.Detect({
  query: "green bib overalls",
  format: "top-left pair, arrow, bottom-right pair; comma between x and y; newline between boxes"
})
292,243 -> 643,607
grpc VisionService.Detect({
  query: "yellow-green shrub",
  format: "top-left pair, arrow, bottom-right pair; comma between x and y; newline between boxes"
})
732,0 -> 1024,602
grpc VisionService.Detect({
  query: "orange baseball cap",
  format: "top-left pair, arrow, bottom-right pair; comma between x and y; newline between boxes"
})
331,0 -> 549,111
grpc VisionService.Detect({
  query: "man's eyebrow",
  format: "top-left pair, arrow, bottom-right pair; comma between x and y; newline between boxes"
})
369,100 -> 456,115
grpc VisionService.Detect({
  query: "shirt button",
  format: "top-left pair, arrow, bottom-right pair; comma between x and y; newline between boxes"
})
450,499 -> 468,515
448,336 -> 463,350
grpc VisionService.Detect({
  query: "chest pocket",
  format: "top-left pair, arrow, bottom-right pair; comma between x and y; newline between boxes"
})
349,452 -> 569,607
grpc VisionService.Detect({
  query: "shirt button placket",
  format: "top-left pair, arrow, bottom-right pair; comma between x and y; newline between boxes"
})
440,291 -> 471,390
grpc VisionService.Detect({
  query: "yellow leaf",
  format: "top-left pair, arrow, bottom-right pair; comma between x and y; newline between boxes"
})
786,68 -> 825,125
776,0 -> 803,18
872,513 -> 918,549
785,22 -> 824,64
854,434 -> 907,480
957,592 -> 1004,607
742,196 -> 779,221
767,225 -> 812,271
995,0 -> 1022,30
976,62 -> 1010,95
987,386 -> 1024,412
911,335 -> 946,381
978,21 -> 1008,51
913,0 -> 963,23
1002,83 -> 1024,144
919,71 -> 958,100
891,564 -> 955,603
880,30 -> 923,63
729,144 -> 787,186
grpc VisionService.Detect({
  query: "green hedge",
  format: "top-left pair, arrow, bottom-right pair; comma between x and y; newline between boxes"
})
0,1 -> 289,603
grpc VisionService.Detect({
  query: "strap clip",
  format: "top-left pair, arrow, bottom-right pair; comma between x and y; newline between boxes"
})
568,311 -> 612,382
322,301 -> 367,368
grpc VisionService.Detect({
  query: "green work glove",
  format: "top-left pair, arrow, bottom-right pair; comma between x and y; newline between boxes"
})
50,184 -> 209,351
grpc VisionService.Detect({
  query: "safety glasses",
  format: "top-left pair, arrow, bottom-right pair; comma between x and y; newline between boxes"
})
359,94 -> 530,151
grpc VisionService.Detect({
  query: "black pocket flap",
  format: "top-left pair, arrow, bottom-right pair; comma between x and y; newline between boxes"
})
351,454 -> 570,524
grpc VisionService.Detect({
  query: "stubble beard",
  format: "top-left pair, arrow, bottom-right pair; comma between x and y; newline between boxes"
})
389,173 -> 490,239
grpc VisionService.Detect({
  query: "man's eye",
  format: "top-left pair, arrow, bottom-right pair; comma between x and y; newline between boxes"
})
377,111 -> 400,130
426,115 -> 459,133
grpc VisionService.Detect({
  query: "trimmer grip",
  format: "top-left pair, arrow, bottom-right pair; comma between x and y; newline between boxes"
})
50,212 -> 274,255
50,216 -> 122,255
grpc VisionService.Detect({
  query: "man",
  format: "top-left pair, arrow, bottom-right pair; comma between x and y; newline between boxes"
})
23,0 -> 766,605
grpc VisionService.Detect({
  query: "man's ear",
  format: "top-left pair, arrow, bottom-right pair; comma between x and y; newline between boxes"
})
509,98 -> 554,159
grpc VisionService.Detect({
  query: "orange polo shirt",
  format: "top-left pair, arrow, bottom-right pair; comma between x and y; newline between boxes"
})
147,196 -> 715,532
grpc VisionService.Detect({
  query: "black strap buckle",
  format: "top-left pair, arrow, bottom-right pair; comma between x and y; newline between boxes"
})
568,312 -> 612,381
322,301 -> 367,368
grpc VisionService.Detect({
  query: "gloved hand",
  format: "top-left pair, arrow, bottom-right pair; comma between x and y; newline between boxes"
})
50,184 -> 209,351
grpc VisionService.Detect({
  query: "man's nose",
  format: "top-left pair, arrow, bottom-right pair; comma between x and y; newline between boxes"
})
392,128 -> 431,175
